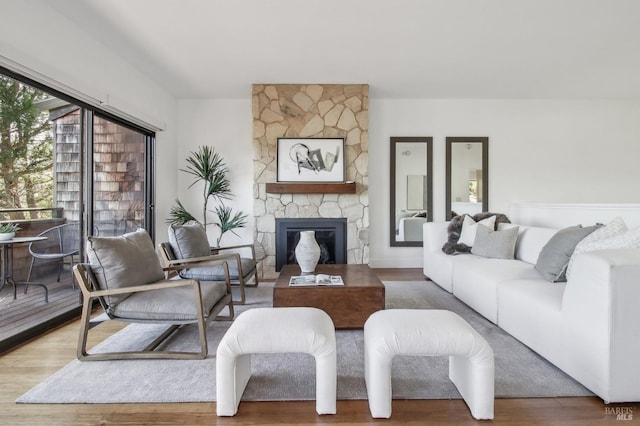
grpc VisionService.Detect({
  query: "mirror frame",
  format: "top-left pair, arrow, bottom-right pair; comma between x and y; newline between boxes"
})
445,136 -> 489,220
390,136 -> 433,247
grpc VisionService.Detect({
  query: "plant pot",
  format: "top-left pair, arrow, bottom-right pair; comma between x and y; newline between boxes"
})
0,232 -> 15,241
294,230 -> 321,273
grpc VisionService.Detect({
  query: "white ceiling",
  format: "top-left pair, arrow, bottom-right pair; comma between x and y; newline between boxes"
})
48,0 -> 640,99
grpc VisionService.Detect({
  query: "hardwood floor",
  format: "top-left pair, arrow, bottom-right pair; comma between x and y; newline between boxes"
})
0,268 -> 635,425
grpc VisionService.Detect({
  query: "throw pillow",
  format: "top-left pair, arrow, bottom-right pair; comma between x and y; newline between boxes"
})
471,225 -> 520,259
458,214 -> 497,247
86,229 -> 165,305
566,217 -> 627,280
535,225 -> 600,282
441,212 -> 511,255
168,221 -> 211,259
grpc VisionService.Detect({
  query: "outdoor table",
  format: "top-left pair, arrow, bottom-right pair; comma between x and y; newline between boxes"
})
0,236 -> 48,303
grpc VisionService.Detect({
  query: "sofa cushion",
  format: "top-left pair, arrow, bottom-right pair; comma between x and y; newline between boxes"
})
471,225 -> 519,259
498,224 -> 558,265
86,229 -> 166,305
452,257 -> 542,324
458,214 -> 496,247
535,225 -> 599,282
497,278 -> 566,362
424,249 -> 476,293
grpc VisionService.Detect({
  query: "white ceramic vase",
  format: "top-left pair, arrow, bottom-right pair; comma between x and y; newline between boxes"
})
294,230 -> 321,273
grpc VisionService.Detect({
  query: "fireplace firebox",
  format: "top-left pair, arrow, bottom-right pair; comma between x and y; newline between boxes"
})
275,218 -> 347,271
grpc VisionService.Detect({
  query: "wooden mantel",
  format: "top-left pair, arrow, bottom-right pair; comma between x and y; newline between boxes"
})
266,182 -> 356,194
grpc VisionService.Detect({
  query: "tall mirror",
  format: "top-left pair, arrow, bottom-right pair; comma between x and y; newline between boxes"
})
445,137 -> 488,220
390,137 -> 433,247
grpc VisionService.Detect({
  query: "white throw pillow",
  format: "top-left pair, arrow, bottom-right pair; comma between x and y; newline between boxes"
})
566,217 -> 628,280
458,215 -> 496,247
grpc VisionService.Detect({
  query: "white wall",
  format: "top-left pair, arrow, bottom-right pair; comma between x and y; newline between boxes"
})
369,99 -> 640,268
177,99 -> 254,246
0,0 -> 178,240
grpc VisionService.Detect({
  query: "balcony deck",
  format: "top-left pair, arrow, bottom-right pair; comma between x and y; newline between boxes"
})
0,271 -> 80,351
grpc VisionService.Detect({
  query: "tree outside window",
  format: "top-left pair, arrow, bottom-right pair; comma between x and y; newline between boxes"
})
0,75 -> 54,220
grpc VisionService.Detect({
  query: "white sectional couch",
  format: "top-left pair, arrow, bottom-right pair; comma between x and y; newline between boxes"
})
423,220 -> 640,403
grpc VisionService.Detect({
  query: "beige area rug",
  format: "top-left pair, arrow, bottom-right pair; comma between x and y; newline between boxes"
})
17,281 -> 592,403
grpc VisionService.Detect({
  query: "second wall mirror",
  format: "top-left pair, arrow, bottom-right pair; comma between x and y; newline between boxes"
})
390,137 -> 433,247
445,137 -> 488,220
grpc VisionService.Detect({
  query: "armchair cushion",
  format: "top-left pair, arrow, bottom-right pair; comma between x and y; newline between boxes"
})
179,257 -> 257,281
168,222 -> 210,259
86,229 -> 165,305
110,280 -> 229,321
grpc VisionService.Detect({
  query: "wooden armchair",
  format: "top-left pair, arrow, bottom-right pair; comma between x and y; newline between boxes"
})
162,223 -> 259,304
74,229 -> 234,361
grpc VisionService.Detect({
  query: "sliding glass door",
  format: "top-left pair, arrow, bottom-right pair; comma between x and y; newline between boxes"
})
90,115 -> 152,238
0,67 -> 155,351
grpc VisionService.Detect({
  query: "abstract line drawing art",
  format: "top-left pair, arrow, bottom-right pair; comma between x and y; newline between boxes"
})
277,138 -> 345,182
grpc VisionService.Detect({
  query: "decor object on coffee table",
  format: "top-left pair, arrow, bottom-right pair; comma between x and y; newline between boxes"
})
364,309 -> 494,420
295,230 -> 321,273
77,229 -> 234,361
216,307 -> 337,416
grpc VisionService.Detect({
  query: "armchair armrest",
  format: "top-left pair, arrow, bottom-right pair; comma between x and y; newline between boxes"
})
210,243 -> 256,260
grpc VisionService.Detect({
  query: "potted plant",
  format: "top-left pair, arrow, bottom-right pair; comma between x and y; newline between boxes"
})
0,222 -> 21,241
168,146 -> 248,247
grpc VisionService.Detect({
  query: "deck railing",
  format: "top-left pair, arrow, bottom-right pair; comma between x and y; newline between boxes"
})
0,207 -> 64,221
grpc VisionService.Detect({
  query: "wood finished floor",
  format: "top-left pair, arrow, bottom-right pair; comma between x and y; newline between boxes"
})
0,268 -> 635,425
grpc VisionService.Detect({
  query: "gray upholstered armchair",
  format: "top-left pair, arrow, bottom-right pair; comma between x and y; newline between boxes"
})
158,222 -> 259,305
73,229 -> 234,361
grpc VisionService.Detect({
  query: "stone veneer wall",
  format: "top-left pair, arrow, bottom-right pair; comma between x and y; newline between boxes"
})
252,84 -> 369,279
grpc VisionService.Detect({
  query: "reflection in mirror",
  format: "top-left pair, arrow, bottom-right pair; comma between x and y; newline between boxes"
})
446,137 -> 488,220
390,137 -> 433,247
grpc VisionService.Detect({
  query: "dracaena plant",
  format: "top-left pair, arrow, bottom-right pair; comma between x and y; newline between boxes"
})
168,146 -> 248,246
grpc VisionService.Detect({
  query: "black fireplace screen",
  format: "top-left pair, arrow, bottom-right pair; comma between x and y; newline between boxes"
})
275,218 -> 347,271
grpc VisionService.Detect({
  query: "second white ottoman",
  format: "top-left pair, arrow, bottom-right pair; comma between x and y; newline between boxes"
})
216,307 -> 337,416
364,309 -> 494,420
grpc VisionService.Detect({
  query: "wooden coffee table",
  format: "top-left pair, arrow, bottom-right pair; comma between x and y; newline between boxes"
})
273,264 -> 385,329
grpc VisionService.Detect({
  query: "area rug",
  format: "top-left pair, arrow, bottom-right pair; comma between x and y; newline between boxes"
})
17,281 -> 592,404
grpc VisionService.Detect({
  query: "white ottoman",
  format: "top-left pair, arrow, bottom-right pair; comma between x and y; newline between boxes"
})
216,307 -> 337,416
364,309 -> 494,420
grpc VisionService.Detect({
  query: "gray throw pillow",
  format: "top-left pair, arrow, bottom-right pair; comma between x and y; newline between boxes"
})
534,225 -> 600,282
86,229 -> 165,305
471,225 -> 519,259
168,222 -> 211,259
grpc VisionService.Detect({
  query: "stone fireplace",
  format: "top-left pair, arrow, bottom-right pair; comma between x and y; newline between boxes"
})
275,218 -> 347,271
252,84 -> 369,279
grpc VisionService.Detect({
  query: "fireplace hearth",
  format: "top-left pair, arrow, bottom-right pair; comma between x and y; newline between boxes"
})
275,218 -> 347,271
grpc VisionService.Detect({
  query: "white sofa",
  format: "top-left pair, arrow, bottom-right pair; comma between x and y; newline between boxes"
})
423,221 -> 640,403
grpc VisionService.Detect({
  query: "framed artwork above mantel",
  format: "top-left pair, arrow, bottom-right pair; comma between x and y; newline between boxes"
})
276,137 -> 345,183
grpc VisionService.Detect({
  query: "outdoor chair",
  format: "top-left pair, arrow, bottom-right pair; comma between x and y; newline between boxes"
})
73,228 -> 234,361
27,221 -> 80,291
159,222 -> 259,305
